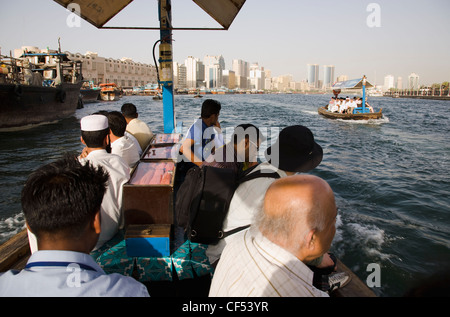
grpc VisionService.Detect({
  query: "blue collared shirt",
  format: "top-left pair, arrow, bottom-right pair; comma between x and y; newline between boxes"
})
185,118 -> 223,161
0,250 -> 149,297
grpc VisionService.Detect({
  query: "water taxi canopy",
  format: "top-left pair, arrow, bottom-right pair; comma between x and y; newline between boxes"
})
53,0 -> 246,30
332,76 -> 373,114
332,77 -> 374,90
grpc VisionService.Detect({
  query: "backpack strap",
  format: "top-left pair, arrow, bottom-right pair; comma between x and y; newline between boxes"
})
221,225 -> 251,238
238,168 -> 281,184
221,168 -> 281,238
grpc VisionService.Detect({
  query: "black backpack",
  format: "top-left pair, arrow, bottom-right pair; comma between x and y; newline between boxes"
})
175,164 -> 280,245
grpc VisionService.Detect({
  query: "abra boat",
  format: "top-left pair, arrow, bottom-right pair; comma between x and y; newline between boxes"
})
0,0 -> 376,298
318,106 -> 383,120
318,76 -> 383,121
99,83 -> 123,101
0,49 -> 83,131
80,81 -> 101,103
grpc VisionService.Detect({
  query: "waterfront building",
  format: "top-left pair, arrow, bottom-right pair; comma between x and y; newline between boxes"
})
396,77 -> 403,90
265,78 -> 273,91
203,55 -> 224,89
322,65 -> 335,89
205,64 -> 222,89
408,72 -> 420,90
222,70 -> 236,89
289,80 -> 308,91
273,74 -> 293,92
185,56 -> 205,89
307,64 -> 319,89
204,55 -> 225,70
383,74 -> 395,92
13,47 -> 157,88
249,63 -> 265,91
235,75 -> 249,90
336,74 -> 348,82
58,50 -> 155,88
232,59 -> 250,88
173,62 -> 187,89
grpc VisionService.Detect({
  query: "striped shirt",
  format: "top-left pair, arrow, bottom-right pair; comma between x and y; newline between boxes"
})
209,227 -> 329,297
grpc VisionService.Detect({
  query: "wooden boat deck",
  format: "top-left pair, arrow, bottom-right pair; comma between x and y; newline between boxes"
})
0,230 -> 30,272
0,230 -> 376,297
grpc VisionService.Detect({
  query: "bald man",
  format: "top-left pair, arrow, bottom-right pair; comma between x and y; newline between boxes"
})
209,175 -> 343,297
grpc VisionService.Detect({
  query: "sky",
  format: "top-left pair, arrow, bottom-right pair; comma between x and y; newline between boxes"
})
1,0 -> 449,86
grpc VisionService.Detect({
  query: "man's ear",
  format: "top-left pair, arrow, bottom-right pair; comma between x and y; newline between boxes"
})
305,229 -> 316,250
103,134 -> 110,147
80,136 -> 86,145
93,210 -> 101,235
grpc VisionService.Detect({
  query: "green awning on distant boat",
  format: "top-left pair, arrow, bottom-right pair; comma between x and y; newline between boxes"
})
332,78 -> 374,90
53,0 -> 246,30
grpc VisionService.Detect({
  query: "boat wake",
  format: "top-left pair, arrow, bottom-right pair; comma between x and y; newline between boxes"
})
336,115 -> 390,125
333,214 -> 391,261
0,213 -> 25,245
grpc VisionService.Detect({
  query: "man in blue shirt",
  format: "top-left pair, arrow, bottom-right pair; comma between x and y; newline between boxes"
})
0,154 -> 149,297
179,99 -> 223,167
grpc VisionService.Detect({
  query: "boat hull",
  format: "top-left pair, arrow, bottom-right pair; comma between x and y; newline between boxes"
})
80,88 -> 100,103
100,90 -> 121,101
0,82 -> 82,131
318,106 -> 383,120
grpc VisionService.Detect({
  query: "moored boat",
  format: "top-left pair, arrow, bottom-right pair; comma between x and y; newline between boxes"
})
80,80 -> 101,103
99,83 -> 123,101
0,50 -> 83,131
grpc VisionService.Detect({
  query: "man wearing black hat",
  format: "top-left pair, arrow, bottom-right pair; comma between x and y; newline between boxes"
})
206,125 -> 323,264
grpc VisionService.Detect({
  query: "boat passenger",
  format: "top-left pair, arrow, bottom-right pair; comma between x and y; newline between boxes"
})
206,125 -> 339,287
209,175 -> 348,297
203,123 -> 264,174
178,99 -> 223,168
327,97 -> 335,111
340,97 -> 350,114
357,97 -> 362,108
106,111 -> 140,168
366,102 -> 374,113
78,115 -> 130,251
0,155 -> 149,297
348,97 -> 358,114
331,99 -> 340,113
121,103 -> 154,151
175,99 -> 224,189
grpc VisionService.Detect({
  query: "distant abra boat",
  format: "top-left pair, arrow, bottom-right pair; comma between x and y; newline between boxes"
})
318,106 -> 383,120
99,83 -> 123,101
318,76 -> 383,121
0,49 -> 83,131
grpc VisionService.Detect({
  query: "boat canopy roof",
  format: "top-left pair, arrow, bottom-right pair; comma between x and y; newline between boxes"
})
21,52 -> 71,62
332,77 -> 374,90
53,0 -> 246,30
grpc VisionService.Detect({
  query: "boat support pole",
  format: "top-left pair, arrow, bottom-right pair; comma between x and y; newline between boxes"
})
158,0 -> 175,133
362,75 -> 367,113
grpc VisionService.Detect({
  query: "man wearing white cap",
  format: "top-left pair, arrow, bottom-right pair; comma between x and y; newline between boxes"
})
79,114 -> 130,250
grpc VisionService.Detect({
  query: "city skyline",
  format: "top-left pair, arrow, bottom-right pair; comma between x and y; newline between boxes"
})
1,0 -> 449,86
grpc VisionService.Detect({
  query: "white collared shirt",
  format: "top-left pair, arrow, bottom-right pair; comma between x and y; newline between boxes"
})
80,150 -> 130,250
206,162 -> 286,264
0,250 -> 149,297
111,135 -> 140,168
209,227 -> 328,297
